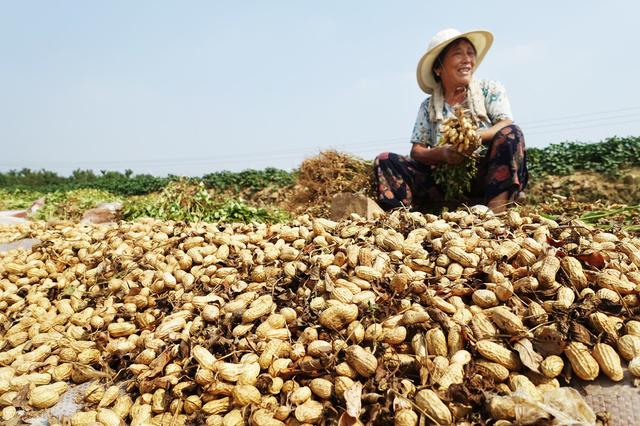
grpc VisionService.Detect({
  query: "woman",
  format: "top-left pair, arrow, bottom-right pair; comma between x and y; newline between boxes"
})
375,28 -> 528,213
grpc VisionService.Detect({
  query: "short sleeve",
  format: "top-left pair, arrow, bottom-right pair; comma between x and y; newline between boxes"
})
481,80 -> 513,123
410,98 -> 433,146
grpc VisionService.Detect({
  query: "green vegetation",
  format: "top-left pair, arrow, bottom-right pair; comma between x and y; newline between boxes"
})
0,183 -> 288,224
34,189 -> 121,221
434,158 -> 478,201
0,167 -> 294,195
3,135 -> 637,195
0,189 -> 45,210
124,180 -> 288,223
0,169 -> 169,195
579,205 -> 640,231
202,168 -> 295,192
0,167 -> 295,223
1,136 -> 639,225
527,136 -> 640,178
528,202 -> 640,233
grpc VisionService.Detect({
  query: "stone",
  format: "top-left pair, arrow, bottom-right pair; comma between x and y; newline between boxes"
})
329,193 -> 385,221
27,197 -> 45,216
81,202 -> 123,224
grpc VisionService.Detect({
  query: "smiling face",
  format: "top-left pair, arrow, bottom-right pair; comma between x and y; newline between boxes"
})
433,38 -> 477,92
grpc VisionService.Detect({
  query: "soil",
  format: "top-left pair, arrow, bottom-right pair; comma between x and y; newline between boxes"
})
527,167 -> 640,205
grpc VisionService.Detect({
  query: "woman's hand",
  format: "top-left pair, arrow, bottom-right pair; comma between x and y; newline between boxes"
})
440,146 -> 465,165
410,143 -> 465,166
477,119 -> 513,143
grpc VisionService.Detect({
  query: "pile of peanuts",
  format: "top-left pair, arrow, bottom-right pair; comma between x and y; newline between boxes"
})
1,208 -> 639,425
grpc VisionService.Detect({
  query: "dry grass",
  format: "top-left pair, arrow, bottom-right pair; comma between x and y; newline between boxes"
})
286,150 -> 375,216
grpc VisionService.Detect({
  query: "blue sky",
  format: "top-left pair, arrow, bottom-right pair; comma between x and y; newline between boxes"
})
1,1 -> 639,176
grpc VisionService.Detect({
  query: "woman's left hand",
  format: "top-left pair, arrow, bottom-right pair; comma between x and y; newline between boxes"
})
478,119 -> 513,143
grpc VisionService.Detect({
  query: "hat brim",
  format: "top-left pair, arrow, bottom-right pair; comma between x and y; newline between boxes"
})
417,30 -> 494,94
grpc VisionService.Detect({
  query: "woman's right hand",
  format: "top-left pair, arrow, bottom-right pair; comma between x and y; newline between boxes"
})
410,143 -> 465,166
439,146 -> 465,165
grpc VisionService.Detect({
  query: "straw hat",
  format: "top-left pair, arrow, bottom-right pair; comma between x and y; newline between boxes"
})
416,28 -> 493,94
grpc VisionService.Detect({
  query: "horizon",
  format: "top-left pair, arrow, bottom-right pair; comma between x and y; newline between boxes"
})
0,134 -> 636,178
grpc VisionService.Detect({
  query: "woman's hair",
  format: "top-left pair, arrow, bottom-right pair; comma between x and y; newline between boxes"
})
432,37 -> 477,82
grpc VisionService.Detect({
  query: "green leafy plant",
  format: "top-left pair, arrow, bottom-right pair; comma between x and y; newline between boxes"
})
122,179 -> 288,223
0,189 -> 45,210
34,189 -> 121,221
0,167 -> 294,196
201,168 -> 295,192
527,136 -> 640,178
433,158 -> 478,201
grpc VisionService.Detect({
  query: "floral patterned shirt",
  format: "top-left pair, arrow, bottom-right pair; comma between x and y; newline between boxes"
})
410,80 -> 513,147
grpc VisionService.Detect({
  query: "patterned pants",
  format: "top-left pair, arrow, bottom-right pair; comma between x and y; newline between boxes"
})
374,124 -> 528,210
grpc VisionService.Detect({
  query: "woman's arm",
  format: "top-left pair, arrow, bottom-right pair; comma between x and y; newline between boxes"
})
477,119 -> 513,143
410,143 -> 464,165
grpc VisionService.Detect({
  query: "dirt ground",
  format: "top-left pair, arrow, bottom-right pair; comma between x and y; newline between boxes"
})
527,167 -> 640,205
